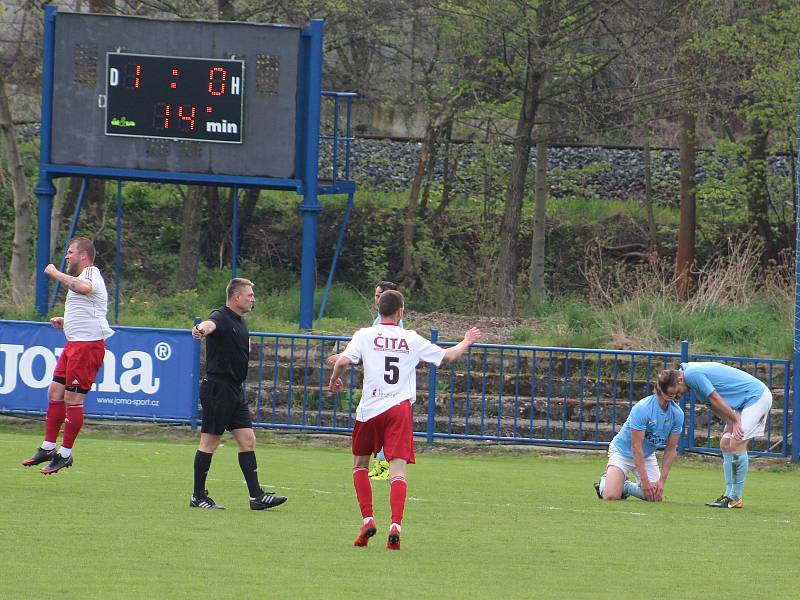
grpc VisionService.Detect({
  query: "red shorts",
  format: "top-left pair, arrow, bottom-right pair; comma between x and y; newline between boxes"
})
351,400 -> 415,464
53,340 -> 106,392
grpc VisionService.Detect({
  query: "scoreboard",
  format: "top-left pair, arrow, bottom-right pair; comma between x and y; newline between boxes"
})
50,13 -> 300,178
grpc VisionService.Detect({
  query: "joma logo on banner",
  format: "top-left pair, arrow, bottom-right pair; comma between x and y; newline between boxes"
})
0,344 -> 162,395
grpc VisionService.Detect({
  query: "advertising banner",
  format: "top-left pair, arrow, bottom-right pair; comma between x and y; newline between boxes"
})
0,321 -> 197,421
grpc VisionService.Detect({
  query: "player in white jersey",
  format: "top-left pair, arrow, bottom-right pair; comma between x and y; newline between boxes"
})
22,238 -> 114,474
329,290 -> 480,550
327,280 -> 404,481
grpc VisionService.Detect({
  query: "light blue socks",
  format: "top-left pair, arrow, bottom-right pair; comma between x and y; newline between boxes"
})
623,480 -> 645,500
729,452 -> 749,500
722,452 -> 734,497
597,473 -> 643,500
376,448 -> 385,462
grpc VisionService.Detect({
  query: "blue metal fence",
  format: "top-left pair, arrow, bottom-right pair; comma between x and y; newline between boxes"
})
242,330 -> 793,459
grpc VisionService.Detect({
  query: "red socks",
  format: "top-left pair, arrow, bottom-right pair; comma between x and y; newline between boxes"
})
390,476 -> 407,526
62,405 -> 85,450
44,401 -> 66,443
353,467 -> 373,519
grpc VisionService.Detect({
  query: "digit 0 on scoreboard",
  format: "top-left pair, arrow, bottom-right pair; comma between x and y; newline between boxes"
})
105,52 -> 245,143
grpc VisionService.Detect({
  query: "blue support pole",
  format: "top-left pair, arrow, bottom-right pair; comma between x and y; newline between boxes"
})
427,329 -> 439,443
115,180 -> 123,323
316,192 -> 355,325
344,97 -> 353,179
34,5 -> 58,316
331,95 -> 340,183
298,19 -> 324,330
232,185 -> 239,279
678,339 -> 690,455
793,60 -> 800,463
50,178 -> 90,309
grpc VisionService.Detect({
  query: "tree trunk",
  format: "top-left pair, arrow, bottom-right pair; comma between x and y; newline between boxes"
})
202,186 -> 226,267
419,125 -> 439,216
400,124 -> 435,291
481,123 -> 496,223
432,119 -> 456,222
176,185 -> 204,290
497,63 -> 542,316
49,178 -> 71,258
0,74 -> 33,305
746,117 -> 776,263
675,111 -> 696,300
237,187 -> 260,257
643,137 -> 657,250
528,139 -> 548,305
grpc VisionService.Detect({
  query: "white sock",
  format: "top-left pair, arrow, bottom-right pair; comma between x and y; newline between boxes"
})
41,441 -> 56,451
391,522 -> 401,532
363,517 -> 374,525
58,446 -> 72,458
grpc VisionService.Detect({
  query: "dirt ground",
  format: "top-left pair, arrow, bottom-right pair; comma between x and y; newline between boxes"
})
403,310 -> 537,344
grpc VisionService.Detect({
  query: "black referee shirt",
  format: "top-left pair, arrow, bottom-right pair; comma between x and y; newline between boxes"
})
206,305 -> 250,384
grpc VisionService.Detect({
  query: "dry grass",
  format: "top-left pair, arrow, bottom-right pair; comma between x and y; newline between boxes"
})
579,236 -> 794,353
583,236 -> 790,313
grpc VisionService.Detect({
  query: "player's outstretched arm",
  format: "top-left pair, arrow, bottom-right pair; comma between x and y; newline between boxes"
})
441,327 -> 481,365
192,320 -> 217,340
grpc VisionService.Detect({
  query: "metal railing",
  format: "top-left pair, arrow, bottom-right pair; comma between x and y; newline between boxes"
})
239,331 -> 793,459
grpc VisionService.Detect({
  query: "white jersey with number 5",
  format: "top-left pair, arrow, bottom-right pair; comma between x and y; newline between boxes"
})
342,324 -> 446,422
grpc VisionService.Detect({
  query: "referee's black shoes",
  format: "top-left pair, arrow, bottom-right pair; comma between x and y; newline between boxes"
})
190,490 -> 225,509
249,489 -> 288,510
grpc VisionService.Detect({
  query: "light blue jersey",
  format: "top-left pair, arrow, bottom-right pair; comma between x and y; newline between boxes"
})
374,314 -> 404,328
680,362 -> 765,410
611,395 -> 684,458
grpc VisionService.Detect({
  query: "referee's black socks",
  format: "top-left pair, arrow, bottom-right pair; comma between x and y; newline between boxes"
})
194,450 -> 214,496
238,451 -> 262,497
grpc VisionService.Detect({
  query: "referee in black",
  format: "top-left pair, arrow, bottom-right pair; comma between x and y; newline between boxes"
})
190,277 -> 287,510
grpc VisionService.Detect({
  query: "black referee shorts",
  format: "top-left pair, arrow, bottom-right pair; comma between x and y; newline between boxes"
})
199,377 -> 253,435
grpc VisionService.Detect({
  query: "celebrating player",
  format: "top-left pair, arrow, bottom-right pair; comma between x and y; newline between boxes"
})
22,237 -> 114,474
594,370 -> 684,501
189,278 -> 287,511
329,289 -> 480,550
668,362 -> 772,509
327,280 -> 405,481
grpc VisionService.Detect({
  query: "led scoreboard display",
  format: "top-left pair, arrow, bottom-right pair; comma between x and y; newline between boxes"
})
106,53 -> 245,143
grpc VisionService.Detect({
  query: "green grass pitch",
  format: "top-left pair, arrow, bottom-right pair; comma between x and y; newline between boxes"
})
2,424 -> 799,599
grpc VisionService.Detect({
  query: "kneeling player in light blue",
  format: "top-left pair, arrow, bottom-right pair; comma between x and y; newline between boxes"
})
670,362 -> 772,509
595,370 -> 683,502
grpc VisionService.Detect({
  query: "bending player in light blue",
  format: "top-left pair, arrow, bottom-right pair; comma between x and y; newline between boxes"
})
595,370 -> 683,501
670,362 -> 772,509
328,281 -> 404,481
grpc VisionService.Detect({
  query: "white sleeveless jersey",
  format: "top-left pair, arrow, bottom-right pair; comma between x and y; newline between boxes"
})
342,324 -> 445,422
63,266 -> 115,341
